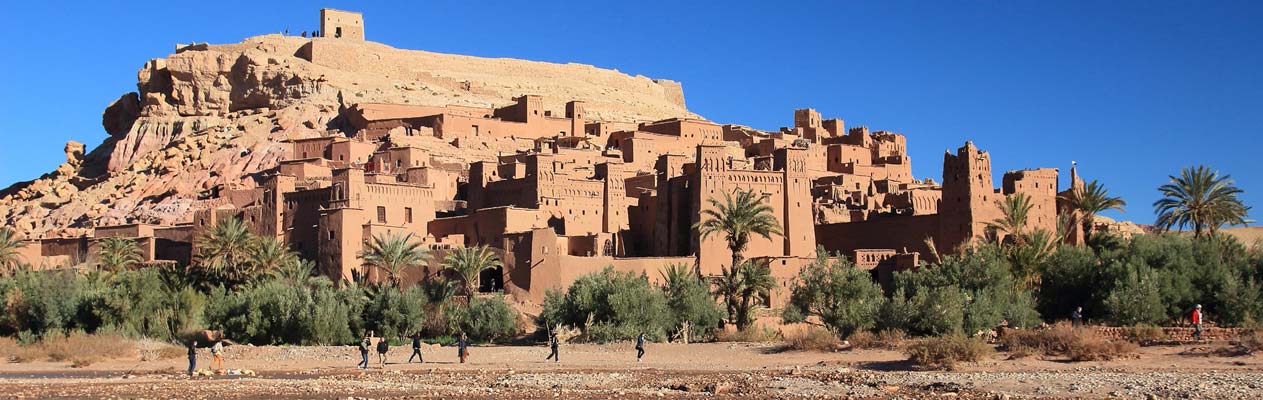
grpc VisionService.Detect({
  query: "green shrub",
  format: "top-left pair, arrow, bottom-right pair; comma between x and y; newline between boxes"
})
784,252 -> 885,337
540,267 -> 671,342
659,264 -> 724,341
783,326 -> 841,351
444,295 -> 518,342
881,246 -> 1039,336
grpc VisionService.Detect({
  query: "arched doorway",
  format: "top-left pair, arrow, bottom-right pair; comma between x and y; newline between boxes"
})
479,266 -> 504,293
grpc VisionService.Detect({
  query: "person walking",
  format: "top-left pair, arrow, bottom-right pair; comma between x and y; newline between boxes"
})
187,339 -> 198,377
376,335 -> 390,368
635,332 -> 646,363
545,333 -> 560,363
1071,306 -> 1084,328
408,333 -> 424,364
1191,304 -> 1204,340
458,333 -> 469,364
210,340 -> 224,370
357,333 -> 371,369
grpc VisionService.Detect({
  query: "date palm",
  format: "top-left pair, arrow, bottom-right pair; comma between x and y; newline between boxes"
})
0,228 -> 26,275
693,188 -> 783,326
1060,180 -> 1127,240
272,259 -> 318,286
193,218 -> 258,287
441,245 -> 502,298
358,232 -> 430,288
986,193 -> 1033,244
97,237 -> 143,273
1006,229 -> 1058,290
735,259 -> 776,331
1154,166 -> 1252,238
252,237 -> 301,279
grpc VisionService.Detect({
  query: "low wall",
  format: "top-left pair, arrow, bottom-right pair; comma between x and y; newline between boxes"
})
1094,326 -> 1241,342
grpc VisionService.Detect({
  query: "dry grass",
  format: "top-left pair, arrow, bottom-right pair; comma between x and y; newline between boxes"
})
1120,325 -> 1168,345
1000,324 -> 1136,361
847,329 -> 906,350
782,327 -> 841,351
3,333 -> 137,367
904,335 -> 994,370
716,326 -> 781,343
138,339 -> 187,361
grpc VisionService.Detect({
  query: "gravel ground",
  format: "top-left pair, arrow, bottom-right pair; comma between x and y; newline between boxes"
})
1,342 -> 1260,399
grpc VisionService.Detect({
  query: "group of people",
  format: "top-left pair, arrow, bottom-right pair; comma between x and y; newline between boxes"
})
185,339 -> 226,376
356,331 -> 469,369
352,330 -> 649,369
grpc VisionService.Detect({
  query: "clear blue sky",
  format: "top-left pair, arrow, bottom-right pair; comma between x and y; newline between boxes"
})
1,0 -> 1260,224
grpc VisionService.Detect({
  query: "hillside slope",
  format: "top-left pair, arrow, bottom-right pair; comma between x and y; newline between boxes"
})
0,35 -> 697,239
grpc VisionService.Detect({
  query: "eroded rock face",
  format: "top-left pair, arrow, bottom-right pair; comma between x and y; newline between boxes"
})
0,34 -> 697,239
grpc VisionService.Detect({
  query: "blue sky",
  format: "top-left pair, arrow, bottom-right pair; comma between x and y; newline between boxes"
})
1,1 -> 1260,224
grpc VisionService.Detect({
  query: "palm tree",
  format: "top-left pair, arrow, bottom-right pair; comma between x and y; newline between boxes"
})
193,218 -> 258,287
358,233 -> 430,288
1154,166 -> 1252,238
693,187 -> 783,326
735,259 -> 776,330
272,259 -> 318,286
1005,229 -> 1058,290
440,245 -> 502,298
250,237 -> 300,278
987,193 -> 1033,244
97,237 -> 143,273
1060,180 -> 1127,240
659,262 -> 699,294
0,228 -> 26,275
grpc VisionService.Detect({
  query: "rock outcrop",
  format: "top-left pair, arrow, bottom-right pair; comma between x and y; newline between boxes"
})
0,35 -> 697,238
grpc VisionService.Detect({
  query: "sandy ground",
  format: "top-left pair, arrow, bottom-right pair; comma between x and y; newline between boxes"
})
1,341 -> 1261,399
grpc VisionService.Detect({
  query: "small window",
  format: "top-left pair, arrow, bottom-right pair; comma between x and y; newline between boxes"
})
377,206 -> 387,224
329,230 -> 336,240
405,207 -> 413,224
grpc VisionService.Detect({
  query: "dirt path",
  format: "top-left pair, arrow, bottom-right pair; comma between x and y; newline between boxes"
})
1,342 -> 1260,398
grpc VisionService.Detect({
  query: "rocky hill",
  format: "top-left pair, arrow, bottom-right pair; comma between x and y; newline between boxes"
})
0,34 -> 697,239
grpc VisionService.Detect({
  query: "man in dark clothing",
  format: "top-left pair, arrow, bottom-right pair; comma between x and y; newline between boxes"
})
545,333 -> 559,363
376,337 -> 390,368
458,333 -> 469,363
408,334 -> 424,364
1071,306 -> 1084,328
635,333 -> 646,362
357,334 -> 371,369
187,340 -> 198,376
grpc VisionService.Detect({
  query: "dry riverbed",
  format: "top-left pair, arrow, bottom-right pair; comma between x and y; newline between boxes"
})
1,342 -> 1260,399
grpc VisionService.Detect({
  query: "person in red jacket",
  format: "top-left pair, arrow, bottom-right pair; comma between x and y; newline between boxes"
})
1191,304 -> 1204,340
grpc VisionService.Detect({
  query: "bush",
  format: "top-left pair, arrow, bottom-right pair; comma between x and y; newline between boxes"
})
3,332 -> 136,366
362,286 -> 427,340
1103,263 -> 1166,326
881,246 -> 1039,336
540,267 -> 671,342
783,326 -> 841,351
1066,335 -> 1137,361
784,251 -> 885,337
847,329 -> 905,350
1121,324 -> 1168,345
904,335 -> 993,370
715,325 -> 781,342
445,295 -> 518,342
999,324 -> 1136,361
659,264 -> 725,341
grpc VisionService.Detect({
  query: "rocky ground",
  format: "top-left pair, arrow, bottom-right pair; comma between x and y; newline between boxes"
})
1,342 -> 1260,399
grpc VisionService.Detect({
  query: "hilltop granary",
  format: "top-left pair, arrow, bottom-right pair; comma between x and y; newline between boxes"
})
11,9 -> 1088,306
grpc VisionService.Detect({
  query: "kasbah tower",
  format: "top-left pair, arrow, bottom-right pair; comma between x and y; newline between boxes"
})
7,8 -> 1080,306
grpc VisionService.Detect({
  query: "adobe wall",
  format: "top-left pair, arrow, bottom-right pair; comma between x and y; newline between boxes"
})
1003,168 -> 1059,235
816,214 -> 940,256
